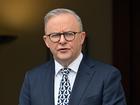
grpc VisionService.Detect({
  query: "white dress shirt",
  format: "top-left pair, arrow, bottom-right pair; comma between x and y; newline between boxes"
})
54,53 -> 83,105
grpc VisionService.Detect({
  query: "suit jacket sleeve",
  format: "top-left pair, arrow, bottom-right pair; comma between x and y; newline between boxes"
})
102,69 -> 126,105
19,72 -> 31,105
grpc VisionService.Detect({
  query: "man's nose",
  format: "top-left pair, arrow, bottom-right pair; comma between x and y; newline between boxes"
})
59,35 -> 66,44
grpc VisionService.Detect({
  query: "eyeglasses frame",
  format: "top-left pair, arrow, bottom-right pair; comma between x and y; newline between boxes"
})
44,31 -> 81,43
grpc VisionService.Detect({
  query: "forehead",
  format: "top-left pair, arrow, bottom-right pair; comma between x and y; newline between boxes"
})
45,13 -> 80,32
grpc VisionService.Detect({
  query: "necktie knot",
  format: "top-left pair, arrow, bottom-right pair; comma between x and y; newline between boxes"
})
61,68 -> 71,75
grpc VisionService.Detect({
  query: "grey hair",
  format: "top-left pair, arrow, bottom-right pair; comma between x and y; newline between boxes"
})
44,8 -> 83,31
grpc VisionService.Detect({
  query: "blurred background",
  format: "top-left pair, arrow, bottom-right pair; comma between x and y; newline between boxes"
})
0,0 -> 139,105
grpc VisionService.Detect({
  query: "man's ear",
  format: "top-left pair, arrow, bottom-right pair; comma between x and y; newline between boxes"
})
80,32 -> 86,45
43,35 -> 50,48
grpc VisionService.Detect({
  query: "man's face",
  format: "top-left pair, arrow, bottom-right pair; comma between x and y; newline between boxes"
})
43,13 -> 86,65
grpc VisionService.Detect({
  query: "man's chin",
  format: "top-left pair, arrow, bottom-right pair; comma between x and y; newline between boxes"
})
55,55 -> 72,64
57,53 -> 71,60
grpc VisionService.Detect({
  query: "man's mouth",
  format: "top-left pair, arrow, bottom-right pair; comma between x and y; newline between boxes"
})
58,48 -> 70,52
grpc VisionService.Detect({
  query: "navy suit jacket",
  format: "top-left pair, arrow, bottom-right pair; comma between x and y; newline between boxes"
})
19,56 -> 126,105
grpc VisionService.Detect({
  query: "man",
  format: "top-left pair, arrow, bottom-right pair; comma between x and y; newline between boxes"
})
19,8 -> 127,105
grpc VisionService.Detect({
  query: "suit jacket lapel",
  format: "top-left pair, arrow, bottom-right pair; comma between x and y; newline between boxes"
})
69,56 -> 96,105
42,60 -> 55,105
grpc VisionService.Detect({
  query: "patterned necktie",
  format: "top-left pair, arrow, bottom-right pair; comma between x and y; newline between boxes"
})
57,68 -> 71,105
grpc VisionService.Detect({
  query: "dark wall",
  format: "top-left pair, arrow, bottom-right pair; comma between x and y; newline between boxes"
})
113,0 -> 140,105
131,0 -> 140,104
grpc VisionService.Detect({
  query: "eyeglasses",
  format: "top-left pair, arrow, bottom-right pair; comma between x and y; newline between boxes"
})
45,31 -> 81,43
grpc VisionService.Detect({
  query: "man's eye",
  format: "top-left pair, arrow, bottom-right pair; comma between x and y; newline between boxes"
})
65,32 -> 74,36
51,34 -> 60,38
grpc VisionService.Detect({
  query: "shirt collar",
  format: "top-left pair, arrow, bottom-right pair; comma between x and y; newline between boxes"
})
55,52 -> 83,76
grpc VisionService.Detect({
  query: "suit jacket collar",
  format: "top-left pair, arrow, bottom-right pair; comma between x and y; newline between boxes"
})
69,55 -> 96,105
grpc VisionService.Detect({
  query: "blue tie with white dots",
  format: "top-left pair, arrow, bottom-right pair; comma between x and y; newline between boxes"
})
57,68 -> 71,105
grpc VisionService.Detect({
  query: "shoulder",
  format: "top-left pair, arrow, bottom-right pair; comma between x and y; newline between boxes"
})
83,56 -> 122,84
93,60 -> 121,79
82,55 -> 121,76
25,59 -> 54,78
